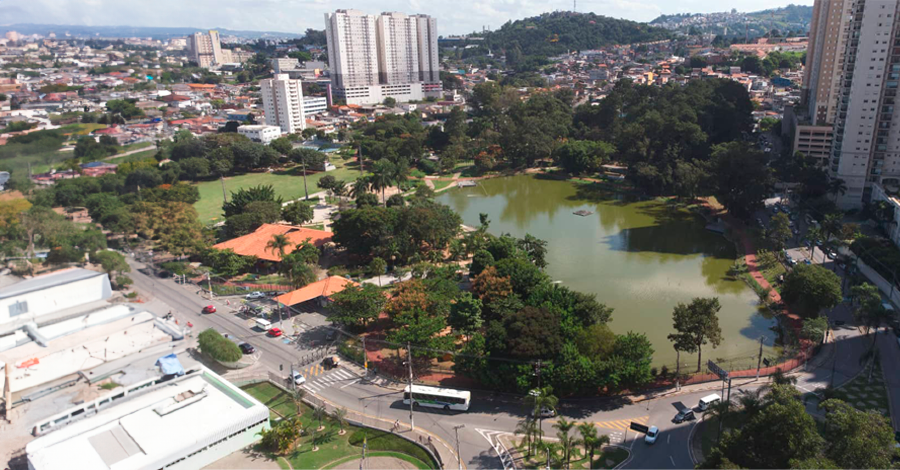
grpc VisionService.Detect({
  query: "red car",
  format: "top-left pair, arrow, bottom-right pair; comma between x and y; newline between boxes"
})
267,327 -> 283,337
202,305 -> 216,314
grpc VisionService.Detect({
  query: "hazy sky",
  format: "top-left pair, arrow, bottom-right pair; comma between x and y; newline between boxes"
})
0,0 -> 815,35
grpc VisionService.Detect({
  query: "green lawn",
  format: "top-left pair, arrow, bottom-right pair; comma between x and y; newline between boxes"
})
432,180 -> 453,192
119,141 -> 154,153
240,382 -> 436,470
106,149 -> 157,164
195,159 -> 362,224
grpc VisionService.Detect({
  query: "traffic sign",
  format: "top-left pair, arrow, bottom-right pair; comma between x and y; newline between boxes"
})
708,360 -> 729,379
629,422 -> 649,434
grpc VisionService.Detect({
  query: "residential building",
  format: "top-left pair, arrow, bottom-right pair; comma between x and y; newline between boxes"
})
803,0 -> 852,126
26,366 -> 269,470
237,124 -> 282,144
187,30 -> 225,68
324,9 -> 442,105
303,96 -> 328,115
871,183 -> 900,246
272,57 -> 299,73
794,124 -> 835,164
829,0 -> 900,208
259,73 -> 306,134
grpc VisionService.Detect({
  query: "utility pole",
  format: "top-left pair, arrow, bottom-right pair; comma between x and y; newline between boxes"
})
407,342 -> 415,431
756,336 -> 765,380
453,424 -> 465,470
362,336 -> 368,374
220,174 -> 227,203
207,272 -> 213,300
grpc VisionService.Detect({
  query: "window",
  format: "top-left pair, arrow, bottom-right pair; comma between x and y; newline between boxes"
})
9,300 -> 28,317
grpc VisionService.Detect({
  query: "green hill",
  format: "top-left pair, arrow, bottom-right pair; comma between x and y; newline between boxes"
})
480,11 -> 671,57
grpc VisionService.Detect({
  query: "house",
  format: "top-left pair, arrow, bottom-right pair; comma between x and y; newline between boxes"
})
211,223 -> 334,262
274,276 -> 358,309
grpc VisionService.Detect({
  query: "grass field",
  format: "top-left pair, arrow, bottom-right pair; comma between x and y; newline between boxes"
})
194,157 -> 363,224
106,149 -> 157,164
240,382 -> 435,470
58,123 -> 108,136
432,180 -> 453,192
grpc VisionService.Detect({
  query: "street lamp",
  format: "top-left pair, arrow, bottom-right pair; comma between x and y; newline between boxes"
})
453,424 -> 465,470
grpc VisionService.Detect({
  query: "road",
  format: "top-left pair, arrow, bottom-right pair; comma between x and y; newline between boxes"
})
126,249 -> 876,469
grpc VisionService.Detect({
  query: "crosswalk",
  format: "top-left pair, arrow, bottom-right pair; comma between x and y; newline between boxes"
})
594,415 -> 649,432
300,367 -> 361,394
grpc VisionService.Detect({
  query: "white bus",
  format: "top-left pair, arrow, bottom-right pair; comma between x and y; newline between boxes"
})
403,385 -> 471,412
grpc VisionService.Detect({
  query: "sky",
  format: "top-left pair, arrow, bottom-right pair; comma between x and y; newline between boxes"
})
0,0 -> 814,35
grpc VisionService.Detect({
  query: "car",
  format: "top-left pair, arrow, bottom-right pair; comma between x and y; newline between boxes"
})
534,406 -> 556,418
202,305 -> 216,314
673,409 -> 695,423
827,250 -> 837,260
292,370 -> 306,385
788,258 -> 797,267
245,291 -> 265,300
790,214 -> 798,221
239,343 -> 255,354
804,259 -> 812,265
325,330 -> 337,342
268,327 -> 283,337
816,239 -> 824,247
644,426 -> 659,444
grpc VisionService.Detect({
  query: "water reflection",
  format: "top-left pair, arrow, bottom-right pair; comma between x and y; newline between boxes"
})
437,175 -> 777,364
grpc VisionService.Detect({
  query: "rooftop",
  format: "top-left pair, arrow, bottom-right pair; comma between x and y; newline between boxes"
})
275,276 -> 358,307
212,223 -> 333,262
0,268 -> 105,300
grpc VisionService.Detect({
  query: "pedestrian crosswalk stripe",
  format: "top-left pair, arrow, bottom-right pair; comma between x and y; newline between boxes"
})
594,415 -> 648,431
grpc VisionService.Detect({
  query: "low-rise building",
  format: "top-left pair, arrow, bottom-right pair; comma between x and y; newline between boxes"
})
237,124 -> 282,144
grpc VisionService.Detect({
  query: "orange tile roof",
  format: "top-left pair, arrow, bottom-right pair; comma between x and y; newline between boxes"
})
212,223 -> 333,262
275,276 -> 358,306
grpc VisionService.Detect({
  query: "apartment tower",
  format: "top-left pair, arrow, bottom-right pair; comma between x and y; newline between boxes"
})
188,30 -> 225,68
325,9 -> 442,105
260,74 -> 306,135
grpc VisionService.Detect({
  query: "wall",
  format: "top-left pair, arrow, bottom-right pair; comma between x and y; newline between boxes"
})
0,274 -> 112,330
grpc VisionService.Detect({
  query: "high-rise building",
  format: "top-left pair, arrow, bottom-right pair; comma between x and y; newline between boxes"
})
260,74 -> 306,135
828,0 -> 900,208
187,30 -> 225,68
324,9 -> 442,105
803,0 -> 853,126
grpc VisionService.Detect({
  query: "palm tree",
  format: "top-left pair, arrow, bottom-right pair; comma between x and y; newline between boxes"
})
515,417 -> 539,457
333,407 -> 348,435
331,179 -> 348,200
822,213 -> 843,244
737,389 -> 764,419
266,233 -> 291,260
577,422 -> 608,469
349,175 -> 370,199
290,387 -> 306,417
827,176 -> 847,202
553,417 -> 575,469
806,226 -> 823,257
703,399 -> 733,444
524,386 -> 558,443
391,159 -> 410,190
313,405 -> 327,432
770,369 -> 798,386
370,160 -> 396,206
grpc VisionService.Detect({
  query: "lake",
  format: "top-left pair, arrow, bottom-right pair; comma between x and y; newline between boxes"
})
436,175 -> 778,370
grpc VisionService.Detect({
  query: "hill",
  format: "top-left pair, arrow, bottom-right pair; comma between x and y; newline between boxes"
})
650,5 -> 813,37
0,24 -> 299,39
479,12 -> 671,57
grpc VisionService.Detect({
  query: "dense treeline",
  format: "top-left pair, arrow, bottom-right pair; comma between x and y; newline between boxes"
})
481,12 -> 671,58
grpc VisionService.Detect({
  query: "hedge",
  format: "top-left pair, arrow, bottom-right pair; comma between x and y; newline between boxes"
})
347,428 -> 435,467
197,328 -> 242,362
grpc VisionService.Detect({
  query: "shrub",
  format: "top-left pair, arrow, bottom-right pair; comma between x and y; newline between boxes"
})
348,428 -> 434,466
198,328 -> 242,362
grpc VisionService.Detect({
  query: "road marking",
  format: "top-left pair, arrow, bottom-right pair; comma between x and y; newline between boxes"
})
670,456 -> 675,467
667,434 -> 670,445
340,379 -> 361,389
474,429 -> 516,470
595,415 -> 648,431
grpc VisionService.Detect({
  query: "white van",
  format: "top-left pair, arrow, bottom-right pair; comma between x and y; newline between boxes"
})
698,394 -> 721,411
254,318 -> 272,331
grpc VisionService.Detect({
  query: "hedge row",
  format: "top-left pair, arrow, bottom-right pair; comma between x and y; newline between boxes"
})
198,328 -> 242,362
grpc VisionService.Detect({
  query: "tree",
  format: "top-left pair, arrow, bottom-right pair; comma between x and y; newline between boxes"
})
291,148 -> 327,200
472,266 -> 513,305
282,202 -> 314,225
223,184 -> 282,217
328,284 -> 387,328
577,422 -> 608,469
768,212 -> 792,250
667,297 -> 723,372
782,264 -> 842,318
383,97 -> 397,107
553,417 -> 575,469
258,417 -> 301,455
449,292 -> 483,341
469,249 -> 495,277
708,142 -> 772,219
317,174 -> 337,192
518,234 -> 548,269
827,176 -> 847,202
800,316 -> 829,345
289,388 -> 305,417
333,407 -> 348,435
703,398 -> 733,444
266,233 -> 291,260
554,140 -> 615,175
367,257 -> 387,286
92,250 -> 131,288
197,328 -> 242,362
851,283 -> 890,339
202,248 -> 255,277
515,417 -> 540,457
279,253 -> 316,288
386,193 -> 406,208
369,160 -> 396,205
524,386 -> 558,442
820,399 -> 895,469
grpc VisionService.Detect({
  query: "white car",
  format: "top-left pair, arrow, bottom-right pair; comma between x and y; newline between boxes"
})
245,292 -> 266,300
644,426 -> 659,444
292,370 -> 306,385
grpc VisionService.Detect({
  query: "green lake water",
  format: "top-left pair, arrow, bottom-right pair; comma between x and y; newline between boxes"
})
436,175 -> 778,369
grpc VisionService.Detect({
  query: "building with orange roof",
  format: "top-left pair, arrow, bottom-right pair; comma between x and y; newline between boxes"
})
275,276 -> 358,307
212,223 -> 334,262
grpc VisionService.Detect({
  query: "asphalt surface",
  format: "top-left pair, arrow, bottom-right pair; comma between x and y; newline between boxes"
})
125,244 -> 881,469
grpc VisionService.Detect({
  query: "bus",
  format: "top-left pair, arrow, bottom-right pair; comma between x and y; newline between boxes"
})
403,385 -> 471,412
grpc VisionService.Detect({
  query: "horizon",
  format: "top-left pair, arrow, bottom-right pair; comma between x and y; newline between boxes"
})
0,0 -> 814,36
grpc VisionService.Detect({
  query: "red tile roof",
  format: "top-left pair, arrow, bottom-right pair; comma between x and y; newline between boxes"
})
212,223 -> 333,262
275,276 -> 358,306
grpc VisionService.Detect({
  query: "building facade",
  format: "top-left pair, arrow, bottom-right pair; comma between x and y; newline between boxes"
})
237,124 -> 282,144
187,30 -> 225,68
325,9 -> 442,106
260,74 -> 306,135
302,96 -> 328,115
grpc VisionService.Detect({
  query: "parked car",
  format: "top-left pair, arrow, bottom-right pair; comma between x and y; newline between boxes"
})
673,409 -> 695,423
533,406 -> 556,418
245,291 -> 265,300
292,370 -> 306,385
644,426 -> 659,444
827,250 -> 837,260
239,343 -> 255,354
202,305 -> 216,314
268,327 -> 283,337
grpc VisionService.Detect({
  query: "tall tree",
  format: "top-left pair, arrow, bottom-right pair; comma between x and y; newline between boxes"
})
369,160 -> 396,206
524,386 -> 558,443
668,297 -> 723,372
266,233 -> 291,260
782,264 -> 842,318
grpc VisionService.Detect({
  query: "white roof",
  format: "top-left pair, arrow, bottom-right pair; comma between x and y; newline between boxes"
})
27,368 -> 268,470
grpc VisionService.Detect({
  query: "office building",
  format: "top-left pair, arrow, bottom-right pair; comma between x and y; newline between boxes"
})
828,0 -> 900,208
303,96 -> 328,115
260,73 -> 306,135
187,30 -> 225,68
237,124 -> 282,144
26,366 -> 270,470
325,9 -> 442,105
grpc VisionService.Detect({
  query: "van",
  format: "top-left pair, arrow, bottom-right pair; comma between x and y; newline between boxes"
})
254,318 -> 272,331
698,394 -> 721,411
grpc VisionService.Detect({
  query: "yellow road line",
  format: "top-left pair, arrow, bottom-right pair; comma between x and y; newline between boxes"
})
595,416 -> 648,431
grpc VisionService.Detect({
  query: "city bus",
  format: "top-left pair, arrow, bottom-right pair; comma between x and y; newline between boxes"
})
403,385 -> 471,412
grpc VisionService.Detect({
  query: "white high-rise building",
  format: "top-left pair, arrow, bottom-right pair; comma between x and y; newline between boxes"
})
827,0 -> 900,208
187,30 -> 225,68
325,9 -> 442,105
260,74 -> 306,135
